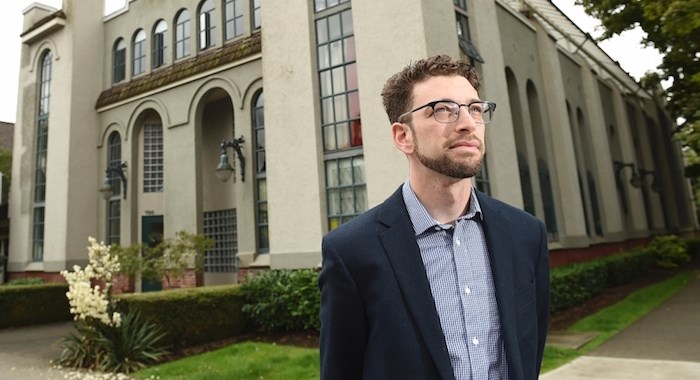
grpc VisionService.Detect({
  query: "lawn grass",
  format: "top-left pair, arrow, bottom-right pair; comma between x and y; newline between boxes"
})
132,271 -> 693,379
540,271 -> 694,373
132,342 -> 319,380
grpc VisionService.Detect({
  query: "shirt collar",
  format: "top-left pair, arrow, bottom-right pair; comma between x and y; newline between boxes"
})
402,180 -> 483,236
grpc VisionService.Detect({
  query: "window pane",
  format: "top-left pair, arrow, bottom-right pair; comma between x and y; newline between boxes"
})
322,97 -> 334,124
334,94 -> 347,121
329,40 -> 343,66
336,123 -> 350,149
318,46 -> 330,70
331,67 -> 346,94
343,36 -> 355,62
341,10 -> 353,36
320,70 -> 332,97
328,14 -> 341,40
323,124 -> 337,151
338,158 -> 352,185
316,19 -> 328,44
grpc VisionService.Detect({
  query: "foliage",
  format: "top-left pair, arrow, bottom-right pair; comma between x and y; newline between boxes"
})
116,285 -> 249,349
56,237 -> 170,374
575,0 -> 700,176
241,269 -> 321,332
112,231 -> 214,288
645,234 -> 691,268
549,250 -> 655,313
0,283 -> 71,328
3,277 -> 44,286
61,237 -> 121,326
55,310 -> 169,374
133,341 -> 319,380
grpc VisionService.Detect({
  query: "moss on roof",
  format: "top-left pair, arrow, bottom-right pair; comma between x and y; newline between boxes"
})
96,32 -> 262,109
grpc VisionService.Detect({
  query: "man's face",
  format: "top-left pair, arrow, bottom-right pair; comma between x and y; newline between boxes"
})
407,75 -> 485,179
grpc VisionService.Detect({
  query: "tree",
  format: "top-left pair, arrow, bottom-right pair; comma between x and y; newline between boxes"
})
576,0 -> 700,175
112,231 -> 214,289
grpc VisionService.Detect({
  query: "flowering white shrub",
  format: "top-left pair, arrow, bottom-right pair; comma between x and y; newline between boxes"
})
61,237 -> 122,326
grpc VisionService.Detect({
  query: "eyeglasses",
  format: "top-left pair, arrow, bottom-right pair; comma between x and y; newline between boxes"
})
397,100 -> 497,124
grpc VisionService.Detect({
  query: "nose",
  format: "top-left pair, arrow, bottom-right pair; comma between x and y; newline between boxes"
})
454,106 -> 477,132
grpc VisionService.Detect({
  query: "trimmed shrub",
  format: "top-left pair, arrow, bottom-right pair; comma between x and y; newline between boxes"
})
241,269 -> 321,332
0,283 -> 71,328
647,235 -> 691,268
115,284 -> 248,349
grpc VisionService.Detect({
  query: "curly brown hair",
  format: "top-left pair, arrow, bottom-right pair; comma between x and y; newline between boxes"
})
381,54 -> 480,124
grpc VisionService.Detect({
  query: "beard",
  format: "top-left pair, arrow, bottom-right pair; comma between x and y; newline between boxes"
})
414,137 -> 483,179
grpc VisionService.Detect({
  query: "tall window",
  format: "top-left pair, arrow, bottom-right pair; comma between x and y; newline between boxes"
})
143,123 -> 163,192
175,9 -> 191,60
225,0 -> 244,40
251,0 -> 261,30
315,2 -> 366,230
33,51 -> 52,261
107,132 -> 122,245
152,20 -> 168,69
454,0 -> 484,63
199,0 -> 216,50
133,30 -> 147,76
474,158 -> 491,195
113,39 -> 126,83
252,91 -> 268,252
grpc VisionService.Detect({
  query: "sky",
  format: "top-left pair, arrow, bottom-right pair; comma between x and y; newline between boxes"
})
0,0 -> 664,124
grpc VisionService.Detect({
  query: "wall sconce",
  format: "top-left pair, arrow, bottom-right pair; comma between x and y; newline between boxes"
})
613,160 -> 642,188
215,136 -> 246,182
639,168 -> 659,192
99,162 -> 127,200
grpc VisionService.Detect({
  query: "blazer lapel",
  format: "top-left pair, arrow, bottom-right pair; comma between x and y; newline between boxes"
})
377,188 -> 455,380
476,191 -> 523,378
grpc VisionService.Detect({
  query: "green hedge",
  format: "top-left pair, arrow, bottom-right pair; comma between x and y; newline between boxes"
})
115,284 -> 249,349
0,283 -> 71,328
550,250 -> 656,313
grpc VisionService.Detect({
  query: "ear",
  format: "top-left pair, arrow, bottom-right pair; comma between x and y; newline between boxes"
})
392,122 -> 414,155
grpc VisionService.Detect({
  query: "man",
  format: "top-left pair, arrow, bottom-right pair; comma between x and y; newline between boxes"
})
319,54 -> 550,380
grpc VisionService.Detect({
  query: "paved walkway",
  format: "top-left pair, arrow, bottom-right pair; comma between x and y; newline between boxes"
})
541,269 -> 700,379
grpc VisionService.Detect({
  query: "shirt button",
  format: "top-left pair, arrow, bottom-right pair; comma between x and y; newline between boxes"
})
472,337 -> 479,346
464,286 -> 471,295
456,238 -> 461,246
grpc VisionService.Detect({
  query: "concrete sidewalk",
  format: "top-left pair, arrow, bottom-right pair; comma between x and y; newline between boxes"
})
540,269 -> 700,379
0,321 -> 75,379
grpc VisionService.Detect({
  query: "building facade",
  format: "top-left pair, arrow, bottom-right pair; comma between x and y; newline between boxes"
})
8,0 -> 696,289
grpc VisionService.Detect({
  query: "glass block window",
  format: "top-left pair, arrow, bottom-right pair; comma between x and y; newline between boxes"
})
133,29 -> 147,76
326,156 -> 367,230
143,123 -> 163,192
152,20 -> 168,69
253,92 -> 268,252
251,0 -> 261,30
203,209 -> 238,273
175,9 -> 191,59
225,0 -> 244,40
33,51 -> 52,262
314,0 -> 349,12
113,39 -> 126,83
199,0 -> 216,50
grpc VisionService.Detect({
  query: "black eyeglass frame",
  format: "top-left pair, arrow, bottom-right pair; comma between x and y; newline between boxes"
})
397,100 -> 497,124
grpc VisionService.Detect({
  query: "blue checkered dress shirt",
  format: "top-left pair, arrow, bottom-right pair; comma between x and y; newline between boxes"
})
402,181 -> 508,380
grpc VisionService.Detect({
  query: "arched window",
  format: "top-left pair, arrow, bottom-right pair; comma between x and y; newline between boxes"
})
33,51 -> 52,261
113,38 -> 126,83
252,91 -> 268,252
224,0 -> 244,40
198,0 -> 216,50
152,20 -> 168,68
133,29 -> 147,76
175,9 -> 191,60
107,132 -> 122,245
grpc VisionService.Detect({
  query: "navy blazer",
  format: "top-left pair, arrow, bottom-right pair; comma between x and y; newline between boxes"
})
319,186 -> 550,380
